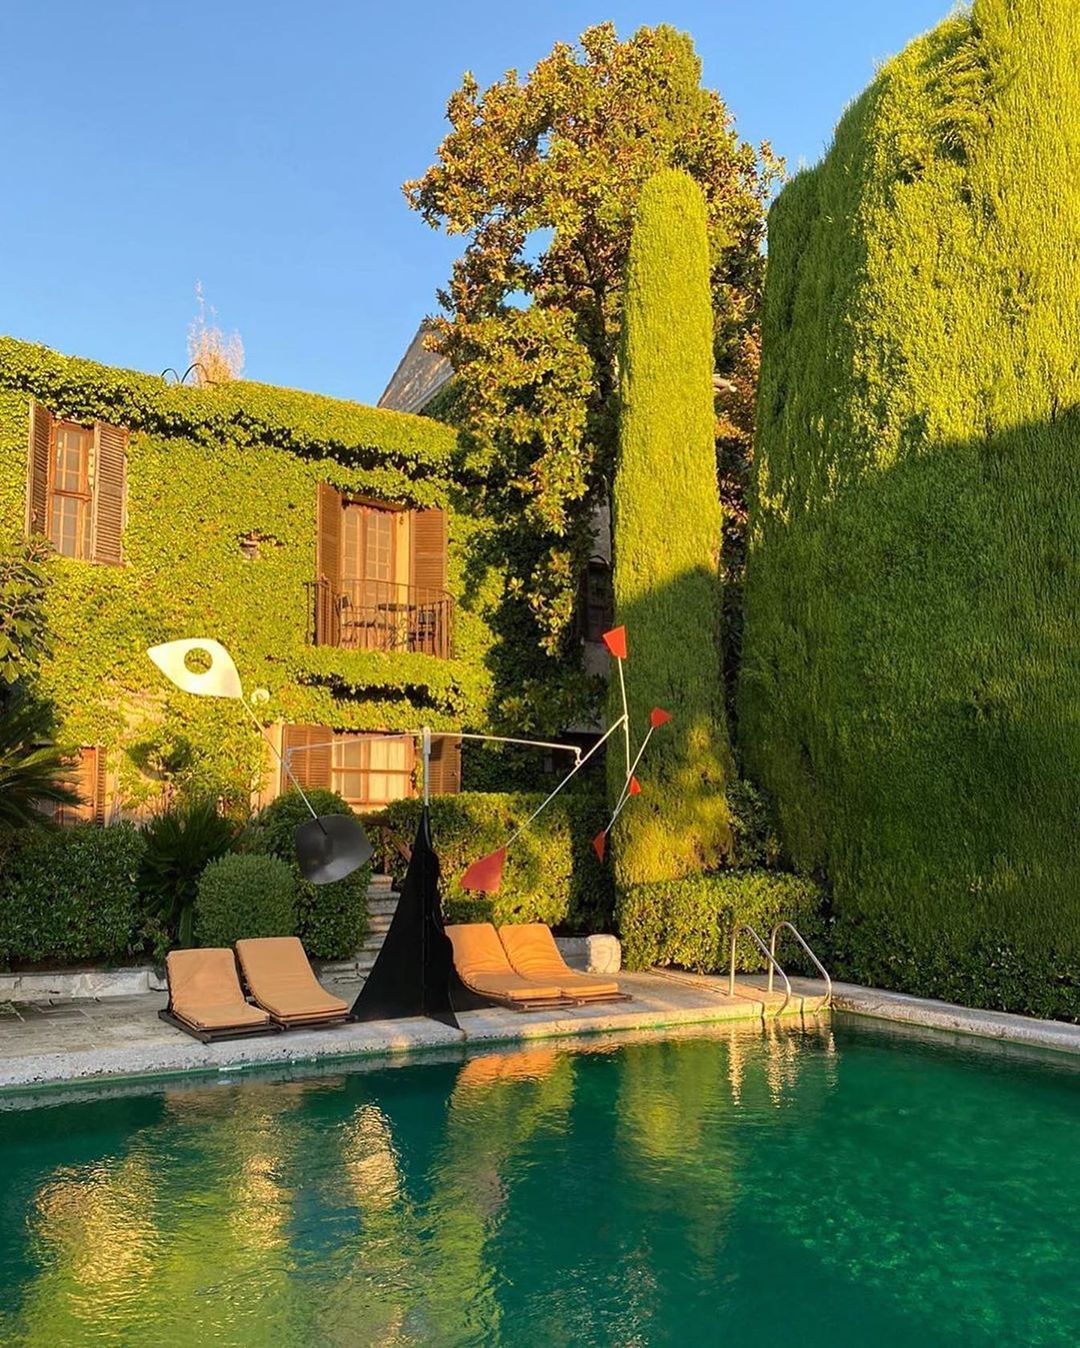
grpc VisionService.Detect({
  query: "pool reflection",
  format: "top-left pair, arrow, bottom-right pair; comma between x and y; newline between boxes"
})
13,1018 -> 1071,1347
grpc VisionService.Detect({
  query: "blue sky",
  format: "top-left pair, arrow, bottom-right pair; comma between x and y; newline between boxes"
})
2,1 -> 950,405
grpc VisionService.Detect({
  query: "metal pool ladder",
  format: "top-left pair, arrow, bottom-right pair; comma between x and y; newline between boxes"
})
769,921 -> 833,1014
728,923 -> 792,1018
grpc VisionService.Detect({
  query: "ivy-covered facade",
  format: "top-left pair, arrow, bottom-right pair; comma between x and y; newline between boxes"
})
0,335 -> 501,818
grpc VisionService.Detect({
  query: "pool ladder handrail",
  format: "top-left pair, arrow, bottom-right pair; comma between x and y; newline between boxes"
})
768,921 -> 832,1014
728,923 -> 791,1018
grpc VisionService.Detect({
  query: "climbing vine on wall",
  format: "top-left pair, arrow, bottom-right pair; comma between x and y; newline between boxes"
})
0,339 -> 500,807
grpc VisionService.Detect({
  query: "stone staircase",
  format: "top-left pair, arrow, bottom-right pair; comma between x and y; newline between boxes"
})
362,873 -> 400,973
318,873 -> 399,984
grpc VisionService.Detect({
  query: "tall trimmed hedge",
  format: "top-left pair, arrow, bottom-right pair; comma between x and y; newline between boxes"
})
740,0 -> 1080,1018
608,169 -> 732,888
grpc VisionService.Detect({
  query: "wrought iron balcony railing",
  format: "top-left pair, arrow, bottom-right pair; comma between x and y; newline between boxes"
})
305,578 -> 454,659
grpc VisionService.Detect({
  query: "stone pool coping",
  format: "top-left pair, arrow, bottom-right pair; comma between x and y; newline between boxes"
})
829,980 -> 1080,1055
4,968 -> 1080,1095
0,970 -> 810,1093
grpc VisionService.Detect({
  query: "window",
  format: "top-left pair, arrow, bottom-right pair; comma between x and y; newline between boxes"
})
50,422 -> 93,559
26,401 -> 128,565
342,504 -> 395,585
332,734 -> 414,809
280,725 -> 460,807
581,557 -> 614,642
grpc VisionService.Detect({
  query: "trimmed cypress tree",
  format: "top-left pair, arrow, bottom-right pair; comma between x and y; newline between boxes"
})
740,0 -> 1080,1016
609,169 -> 732,890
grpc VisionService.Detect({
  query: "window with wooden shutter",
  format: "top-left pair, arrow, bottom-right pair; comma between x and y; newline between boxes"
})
25,401 -> 128,565
410,508 -> 447,596
426,733 -> 462,795
281,723 -> 332,793
54,747 -> 107,825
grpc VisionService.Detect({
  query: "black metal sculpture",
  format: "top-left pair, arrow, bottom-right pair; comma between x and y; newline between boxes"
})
350,807 -> 487,1026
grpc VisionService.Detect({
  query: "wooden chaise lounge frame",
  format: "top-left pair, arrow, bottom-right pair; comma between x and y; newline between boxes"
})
159,947 -> 281,1044
498,923 -> 632,1006
444,923 -> 578,1012
235,936 -> 351,1031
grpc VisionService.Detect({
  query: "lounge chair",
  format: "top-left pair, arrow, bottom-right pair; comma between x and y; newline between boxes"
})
235,936 -> 351,1030
444,923 -> 574,1011
499,924 -> 631,1004
159,948 -> 276,1043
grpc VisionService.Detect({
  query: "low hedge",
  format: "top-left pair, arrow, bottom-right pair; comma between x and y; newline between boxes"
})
830,916 -> 1080,1023
367,790 -> 613,932
618,869 -> 825,973
0,822 -> 146,966
195,852 -> 296,948
245,788 -> 369,958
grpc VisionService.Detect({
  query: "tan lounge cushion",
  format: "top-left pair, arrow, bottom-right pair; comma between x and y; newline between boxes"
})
445,923 -> 563,1002
467,970 -> 563,1002
166,949 -> 269,1031
235,937 -> 349,1021
499,923 -> 620,998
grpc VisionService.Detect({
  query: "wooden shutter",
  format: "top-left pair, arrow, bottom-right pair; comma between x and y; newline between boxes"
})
91,421 -> 128,565
410,508 -> 447,594
316,483 -> 343,644
427,733 -> 461,795
91,748 -> 108,824
281,723 -> 332,792
26,400 -> 52,536
57,747 -> 106,825
317,483 -> 343,582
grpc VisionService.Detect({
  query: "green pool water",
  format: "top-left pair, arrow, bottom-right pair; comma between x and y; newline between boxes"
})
1,1016 -> 1078,1346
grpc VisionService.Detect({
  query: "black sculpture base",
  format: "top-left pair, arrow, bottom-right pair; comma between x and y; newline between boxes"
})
350,807 -> 490,1026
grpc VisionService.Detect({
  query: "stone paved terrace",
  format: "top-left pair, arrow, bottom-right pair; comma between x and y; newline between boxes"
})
6,968 -> 1080,1093
0,970 -> 819,1092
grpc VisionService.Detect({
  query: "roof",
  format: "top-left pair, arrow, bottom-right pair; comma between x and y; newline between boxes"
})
378,320 -> 454,415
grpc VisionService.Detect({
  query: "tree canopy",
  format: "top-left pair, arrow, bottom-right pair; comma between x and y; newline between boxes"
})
407,23 -> 776,706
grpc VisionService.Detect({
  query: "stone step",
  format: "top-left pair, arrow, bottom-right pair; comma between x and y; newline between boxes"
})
367,913 -> 395,935
368,897 -> 400,917
367,874 -> 396,893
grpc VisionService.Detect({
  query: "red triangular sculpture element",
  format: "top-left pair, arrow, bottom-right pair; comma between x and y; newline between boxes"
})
628,776 -> 642,796
592,831 -> 607,862
650,707 -> 673,728
602,626 -> 628,660
460,848 -> 507,893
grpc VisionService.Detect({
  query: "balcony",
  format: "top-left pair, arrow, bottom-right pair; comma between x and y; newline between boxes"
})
305,578 -> 454,659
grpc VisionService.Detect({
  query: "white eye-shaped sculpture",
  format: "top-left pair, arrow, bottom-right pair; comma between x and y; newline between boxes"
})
147,639 -> 243,700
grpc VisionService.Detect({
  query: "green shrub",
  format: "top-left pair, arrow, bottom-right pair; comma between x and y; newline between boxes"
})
246,789 -> 369,958
0,823 -> 146,966
618,869 -> 825,974
139,798 -> 238,948
194,852 -> 296,948
609,168 -> 732,888
368,790 -> 614,932
740,0 -> 1080,1019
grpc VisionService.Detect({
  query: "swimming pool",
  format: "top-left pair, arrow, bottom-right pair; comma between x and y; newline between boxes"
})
1,1016 -> 1077,1346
